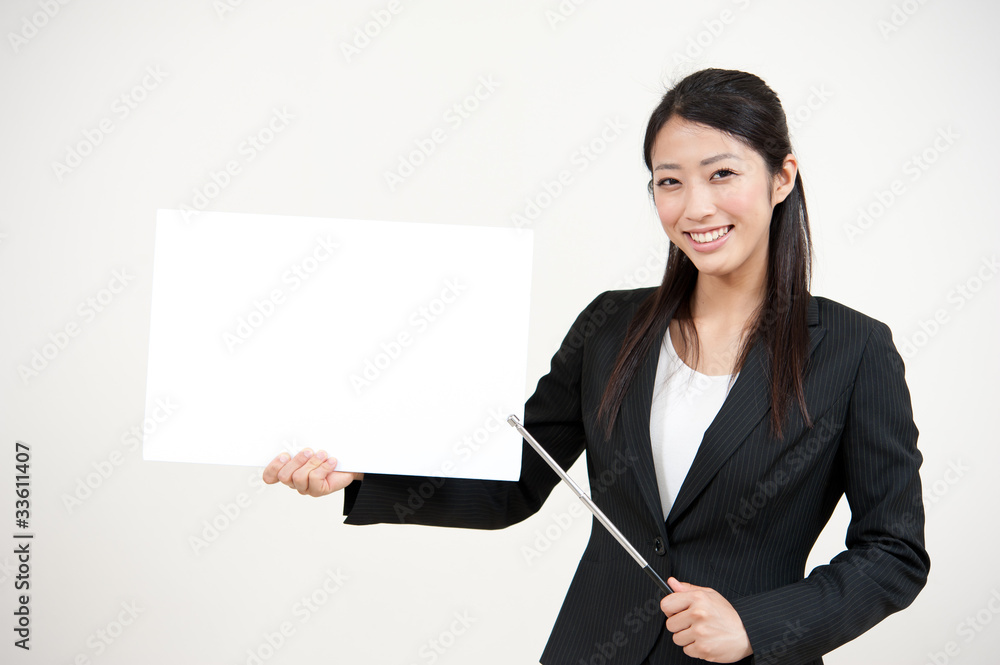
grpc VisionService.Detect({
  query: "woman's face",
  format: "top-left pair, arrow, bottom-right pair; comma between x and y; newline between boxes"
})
649,115 -> 796,287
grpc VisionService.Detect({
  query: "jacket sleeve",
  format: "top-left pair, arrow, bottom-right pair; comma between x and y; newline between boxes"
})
340,291 -> 610,529
731,321 -> 930,664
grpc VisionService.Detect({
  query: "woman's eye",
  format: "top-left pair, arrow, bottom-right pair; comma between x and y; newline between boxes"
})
712,168 -> 737,179
657,178 -> 679,187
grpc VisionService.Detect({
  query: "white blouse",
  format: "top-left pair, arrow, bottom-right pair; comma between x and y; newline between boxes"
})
649,325 -> 739,521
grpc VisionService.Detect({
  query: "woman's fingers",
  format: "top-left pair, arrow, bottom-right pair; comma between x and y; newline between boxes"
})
307,457 -> 342,496
261,452 -> 291,484
307,459 -> 331,495
290,449 -> 328,493
260,449 -> 356,497
273,449 -> 313,486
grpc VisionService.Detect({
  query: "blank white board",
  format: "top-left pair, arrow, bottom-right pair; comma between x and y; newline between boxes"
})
142,209 -> 533,480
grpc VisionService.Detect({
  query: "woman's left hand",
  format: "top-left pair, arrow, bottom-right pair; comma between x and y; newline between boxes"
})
659,577 -> 753,663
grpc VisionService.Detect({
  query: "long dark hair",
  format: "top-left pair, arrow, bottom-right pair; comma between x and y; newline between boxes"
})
596,68 -> 813,441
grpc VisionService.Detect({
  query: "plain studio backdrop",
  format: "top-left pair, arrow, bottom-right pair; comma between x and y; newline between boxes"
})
1,1 -> 998,663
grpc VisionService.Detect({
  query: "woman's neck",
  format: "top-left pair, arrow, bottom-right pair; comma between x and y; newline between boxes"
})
688,271 -> 766,331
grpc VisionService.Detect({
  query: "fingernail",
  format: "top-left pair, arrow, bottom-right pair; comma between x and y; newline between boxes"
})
279,453 -> 290,463
302,449 -> 312,459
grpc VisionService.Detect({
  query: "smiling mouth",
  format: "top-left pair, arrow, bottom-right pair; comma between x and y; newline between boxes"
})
687,226 -> 733,244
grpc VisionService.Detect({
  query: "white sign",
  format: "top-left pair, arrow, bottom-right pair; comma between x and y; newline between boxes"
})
143,209 -> 533,480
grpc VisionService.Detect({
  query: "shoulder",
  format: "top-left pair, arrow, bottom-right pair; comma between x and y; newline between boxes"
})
813,294 -> 877,324
570,286 -> 656,330
810,294 -> 906,374
556,287 -> 655,361
812,294 -> 894,341
588,286 -> 657,314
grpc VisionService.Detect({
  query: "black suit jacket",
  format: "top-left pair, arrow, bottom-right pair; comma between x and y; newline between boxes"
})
343,287 -> 929,664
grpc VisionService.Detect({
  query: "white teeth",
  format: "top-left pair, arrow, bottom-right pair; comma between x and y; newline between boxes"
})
691,226 -> 731,243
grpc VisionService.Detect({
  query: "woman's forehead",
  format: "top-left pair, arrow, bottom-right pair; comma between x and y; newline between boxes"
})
651,119 -> 758,168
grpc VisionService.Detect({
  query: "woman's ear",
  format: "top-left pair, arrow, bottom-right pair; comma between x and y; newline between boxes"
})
771,153 -> 798,205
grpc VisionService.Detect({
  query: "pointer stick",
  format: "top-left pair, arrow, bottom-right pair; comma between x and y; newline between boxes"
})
506,414 -> 672,596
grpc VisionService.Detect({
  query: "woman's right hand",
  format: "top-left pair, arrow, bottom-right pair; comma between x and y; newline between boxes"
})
262,448 -> 363,497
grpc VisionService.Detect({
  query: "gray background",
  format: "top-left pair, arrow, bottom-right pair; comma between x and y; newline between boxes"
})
1,1 -> 997,663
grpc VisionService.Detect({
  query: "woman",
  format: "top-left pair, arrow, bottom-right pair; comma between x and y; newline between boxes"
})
263,68 -> 929,664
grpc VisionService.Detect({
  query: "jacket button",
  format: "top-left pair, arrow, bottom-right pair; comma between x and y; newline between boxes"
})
653,537 -> 665,555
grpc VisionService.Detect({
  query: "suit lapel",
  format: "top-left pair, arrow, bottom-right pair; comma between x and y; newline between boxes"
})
665,294 -> 825,526
621,299 -> 674,532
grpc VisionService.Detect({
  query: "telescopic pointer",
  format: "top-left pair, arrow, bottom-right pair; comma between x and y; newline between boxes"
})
506,414 -> 672,596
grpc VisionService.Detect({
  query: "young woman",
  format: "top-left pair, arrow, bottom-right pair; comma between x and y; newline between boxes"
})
263,68 -> 929,664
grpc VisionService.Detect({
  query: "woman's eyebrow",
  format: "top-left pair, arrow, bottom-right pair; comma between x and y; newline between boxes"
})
653,152 -> 742,171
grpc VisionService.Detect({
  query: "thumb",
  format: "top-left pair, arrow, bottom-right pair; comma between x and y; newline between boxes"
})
323,459 -> 358,493
667,576 -> 694,593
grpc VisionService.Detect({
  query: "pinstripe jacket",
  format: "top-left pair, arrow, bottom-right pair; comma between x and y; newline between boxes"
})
342,287 -> 929,664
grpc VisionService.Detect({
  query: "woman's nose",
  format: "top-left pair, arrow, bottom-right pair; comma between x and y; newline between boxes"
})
682,183 -> 717,222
